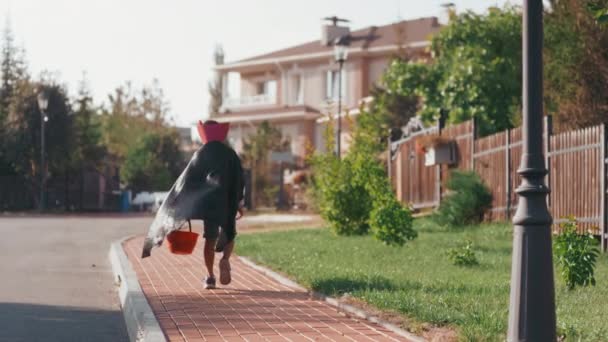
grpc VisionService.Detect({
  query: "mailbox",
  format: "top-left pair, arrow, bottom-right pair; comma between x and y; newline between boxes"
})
424,141 -> 457,166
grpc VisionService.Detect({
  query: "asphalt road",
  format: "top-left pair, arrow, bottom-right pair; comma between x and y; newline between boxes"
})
0,214 -> 153,342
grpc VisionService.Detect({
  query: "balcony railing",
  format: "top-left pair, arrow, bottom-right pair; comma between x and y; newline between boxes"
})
222,94 -> 276,109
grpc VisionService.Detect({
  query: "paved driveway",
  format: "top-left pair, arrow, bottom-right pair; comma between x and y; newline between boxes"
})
0,214 -> 153,342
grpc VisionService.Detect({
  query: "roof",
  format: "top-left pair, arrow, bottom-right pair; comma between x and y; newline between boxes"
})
218,17 -> 441,71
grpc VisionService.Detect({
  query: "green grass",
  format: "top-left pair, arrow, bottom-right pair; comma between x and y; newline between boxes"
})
236,220 -> 608,341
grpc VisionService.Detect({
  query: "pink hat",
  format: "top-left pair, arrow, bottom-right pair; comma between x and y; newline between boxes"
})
197,120 -> 230,143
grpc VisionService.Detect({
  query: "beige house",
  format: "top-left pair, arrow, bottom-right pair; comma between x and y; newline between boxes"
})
213,17 -> 441,164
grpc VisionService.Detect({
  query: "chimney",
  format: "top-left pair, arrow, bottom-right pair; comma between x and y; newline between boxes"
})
321,25 -> 350,46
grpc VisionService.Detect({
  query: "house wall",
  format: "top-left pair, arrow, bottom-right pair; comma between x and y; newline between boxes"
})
226,124 -> 256,154
368,56 -> 391,92
314,121 -> 327,154
222,53 -> 400,160
314,117 -> 355,156
227,54 -> 395,113
239,72 -> 279,98
301,63 -> 326,109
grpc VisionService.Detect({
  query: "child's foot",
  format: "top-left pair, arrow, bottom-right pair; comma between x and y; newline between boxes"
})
219,258 -> 231,285
204,276 -> 216,289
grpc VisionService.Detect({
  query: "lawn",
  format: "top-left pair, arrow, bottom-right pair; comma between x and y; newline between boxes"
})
236,220 -> 608,341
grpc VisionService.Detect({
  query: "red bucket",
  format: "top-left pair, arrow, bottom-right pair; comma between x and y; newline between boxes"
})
166,220 -> 199,255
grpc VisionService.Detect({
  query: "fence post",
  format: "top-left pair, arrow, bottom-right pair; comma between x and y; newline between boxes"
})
436,116 -> 446,206
506,128 -> 512,219
396,144 -> 403,202
544,115 -> 553,209
471,118 -> 477,171
601,123 -> 607,252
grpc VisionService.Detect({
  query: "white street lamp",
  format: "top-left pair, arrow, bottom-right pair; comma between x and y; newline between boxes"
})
37,90 -> 49,211
333,39 -> 348,158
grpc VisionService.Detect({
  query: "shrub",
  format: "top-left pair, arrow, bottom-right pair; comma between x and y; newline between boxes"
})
434,170 -> 492,226
310,108 -> 416,244
447,240 -> 479,266
369,196 -> 416,246
325,180 -> 373,235
554,217 -> 600,290
310,154 -> 372,235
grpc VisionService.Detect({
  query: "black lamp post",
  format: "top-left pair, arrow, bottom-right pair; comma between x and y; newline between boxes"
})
507,1 -> 556,341
333,42 -> 348,158
37,90 -> 49,212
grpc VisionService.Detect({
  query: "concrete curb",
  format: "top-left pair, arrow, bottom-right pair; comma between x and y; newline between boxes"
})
238,256 -> 426,342
109,236 -> 166,342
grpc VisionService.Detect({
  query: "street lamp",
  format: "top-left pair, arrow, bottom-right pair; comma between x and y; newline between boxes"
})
334,39 -> 348,158
37,90 -> 49,211
507,1 -> 556,341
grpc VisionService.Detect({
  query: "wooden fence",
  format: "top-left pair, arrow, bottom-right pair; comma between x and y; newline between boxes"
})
389,117 -> 608,251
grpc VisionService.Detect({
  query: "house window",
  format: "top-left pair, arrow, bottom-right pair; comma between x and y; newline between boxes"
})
325,69 -> 346,101
256,80 -> 277,98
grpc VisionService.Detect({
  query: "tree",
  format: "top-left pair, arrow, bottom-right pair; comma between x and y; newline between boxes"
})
71,75 -> 106,169
6,79 -> 74,206
99,80 -> 184,191
380,3 -> 608,134
544,0 -> 608,131
382,7 -> 522,136
208,45 -> 224,117
587,0 -> 608,23
140,78 -> 172,125
0,19 -> 27,121
241,121 -> 289,206
100,80 -> 172,160
0,19 -> 28,176
369,85 -> 419,142
121,131 -> 182,192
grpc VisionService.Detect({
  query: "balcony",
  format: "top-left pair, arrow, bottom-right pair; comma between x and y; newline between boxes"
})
222,94 -> 276,110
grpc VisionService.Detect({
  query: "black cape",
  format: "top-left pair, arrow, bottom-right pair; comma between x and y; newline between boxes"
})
141,141 -> 244,258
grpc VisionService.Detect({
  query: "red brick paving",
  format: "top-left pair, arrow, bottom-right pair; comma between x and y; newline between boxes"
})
124,236 -> 410,342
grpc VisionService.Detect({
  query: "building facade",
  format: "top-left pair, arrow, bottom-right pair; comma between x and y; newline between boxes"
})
212,17 -> 442,163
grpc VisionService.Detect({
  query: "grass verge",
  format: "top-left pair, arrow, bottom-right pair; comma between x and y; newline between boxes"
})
236,220 -> 608,341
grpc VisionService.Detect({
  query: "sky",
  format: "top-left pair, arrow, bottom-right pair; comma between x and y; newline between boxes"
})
1,0 -> 520,126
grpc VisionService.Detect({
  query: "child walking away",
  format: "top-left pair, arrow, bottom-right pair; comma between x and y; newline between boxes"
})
141,120 -> 245,289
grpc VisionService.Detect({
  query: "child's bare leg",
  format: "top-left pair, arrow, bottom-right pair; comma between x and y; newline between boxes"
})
221,240 -> 235,261
219,217 -> 236,285
204,238 -> 216,277
219,240 -> 234,285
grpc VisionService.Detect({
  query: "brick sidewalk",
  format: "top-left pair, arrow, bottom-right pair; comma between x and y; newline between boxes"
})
124,236 -> 410,341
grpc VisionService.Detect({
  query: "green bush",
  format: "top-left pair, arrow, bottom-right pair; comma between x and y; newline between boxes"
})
447,240 -> 479,266
325,180 -> 373,235
310,109 -> 416,245
434,170 -> 492,226
554,217 -> 600,290
310,154 -> 371,235
369,196 -> 416,246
